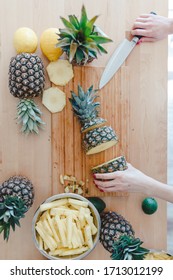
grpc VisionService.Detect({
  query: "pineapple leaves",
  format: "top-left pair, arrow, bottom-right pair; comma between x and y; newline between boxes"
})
0,196 -> 27,241
69,15 -> 80,29
90,35 -> 113,44
60,17 -> 77,31
80,5 -> 88,29
58,5 -> 112,64
69,41 -> 78,63
111,235 -> 150,260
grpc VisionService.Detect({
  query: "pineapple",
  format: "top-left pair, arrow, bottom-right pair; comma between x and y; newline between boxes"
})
8,52 -> 45,134
91,155 -> 127,173
56,5 -> 112,65
100,211 -> 135,253
69,85 -> 118,155
69,85 -> 107,133
0,175 -> 34,241
83,126 -> 118,155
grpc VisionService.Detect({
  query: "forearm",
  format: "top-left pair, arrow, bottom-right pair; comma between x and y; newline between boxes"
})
144,177 -> 173,203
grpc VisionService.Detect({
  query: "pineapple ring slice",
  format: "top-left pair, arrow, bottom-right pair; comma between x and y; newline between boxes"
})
42,87 -> 66,113
46,59 -> 74,86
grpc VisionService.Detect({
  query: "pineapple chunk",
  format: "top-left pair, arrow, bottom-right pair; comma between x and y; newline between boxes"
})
42,87 -> 66,113
46,59 -> 74,86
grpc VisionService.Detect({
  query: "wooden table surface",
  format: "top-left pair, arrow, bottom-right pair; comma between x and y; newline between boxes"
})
0,0 -> 168,259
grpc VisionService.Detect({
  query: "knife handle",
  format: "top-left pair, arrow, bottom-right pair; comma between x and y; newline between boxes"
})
135,11 -> 157,40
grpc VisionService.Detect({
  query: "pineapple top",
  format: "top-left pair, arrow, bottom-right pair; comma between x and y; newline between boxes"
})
56,5 -> 112,65
69,85 -> 100,125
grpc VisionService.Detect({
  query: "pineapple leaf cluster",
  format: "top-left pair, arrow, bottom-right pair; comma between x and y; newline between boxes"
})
111,235 -> 149,260
57,5 -> 112,65
17,99 -> 45,134
69,85 -> 100,124
0,196 -> 28,241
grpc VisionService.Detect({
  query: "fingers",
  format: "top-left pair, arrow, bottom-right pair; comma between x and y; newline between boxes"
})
93,170 -> 122,180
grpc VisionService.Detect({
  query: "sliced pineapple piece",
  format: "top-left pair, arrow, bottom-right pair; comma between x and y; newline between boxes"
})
42,87 -> 66,113
46,59 -> 74,86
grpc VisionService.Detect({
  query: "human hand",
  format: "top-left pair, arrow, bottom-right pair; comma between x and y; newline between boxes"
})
131,14 -> 173,42
93,163 -> 152,193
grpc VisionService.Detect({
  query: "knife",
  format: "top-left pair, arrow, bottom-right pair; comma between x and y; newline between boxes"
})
99,12 -> 156,89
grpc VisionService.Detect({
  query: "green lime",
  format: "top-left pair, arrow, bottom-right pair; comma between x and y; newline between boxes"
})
142,197 -> 158,215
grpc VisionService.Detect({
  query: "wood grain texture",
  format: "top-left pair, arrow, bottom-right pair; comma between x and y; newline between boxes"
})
0,0 -> 168,259
52,66 -> 129,197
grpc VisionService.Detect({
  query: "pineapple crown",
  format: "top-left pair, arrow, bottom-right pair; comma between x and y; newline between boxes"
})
17,98 -> 45,134
69,85 -> 100,124
56,5 -> 112,65
0,196 -> 28,241
111,235 -> 149,260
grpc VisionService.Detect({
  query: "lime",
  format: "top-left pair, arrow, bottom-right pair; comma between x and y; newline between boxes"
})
142,197 -> 158,215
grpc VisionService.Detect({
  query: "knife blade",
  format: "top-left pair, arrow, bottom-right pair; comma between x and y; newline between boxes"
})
99,12 -> 156,89
99,36 -> 140,89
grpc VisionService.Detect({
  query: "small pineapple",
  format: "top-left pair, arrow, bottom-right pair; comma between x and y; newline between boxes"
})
56,5 -> 112,65
69,85 -> 118,155
100,211 -> 135,253
0,175 -> 34,241
8,52 -> 45,134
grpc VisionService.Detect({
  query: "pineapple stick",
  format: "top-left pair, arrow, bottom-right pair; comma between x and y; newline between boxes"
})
35,221 -> 57,251
54,215 -> 67,247
46,211 -> 60,244
39,199 -> 68,212
84,224 -> 93,249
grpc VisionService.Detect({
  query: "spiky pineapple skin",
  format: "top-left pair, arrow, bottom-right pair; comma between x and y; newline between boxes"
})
0,176 -> 34,209
9,53 -> 45,99
92,156 -> 127,174
83,126 -> 118,155
100,211 -> 135,253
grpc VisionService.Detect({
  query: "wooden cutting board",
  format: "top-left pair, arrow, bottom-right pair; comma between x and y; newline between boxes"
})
52,66 -> 129,197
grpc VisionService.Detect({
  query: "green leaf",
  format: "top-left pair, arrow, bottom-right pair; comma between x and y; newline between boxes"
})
85,16 -> 99,37
56,38 -> 71,48
90,35 -> 113,44
69,41 -> 78,63
60,17 -> 76,31
80,5 -> 88,29
69,15 -> 80,29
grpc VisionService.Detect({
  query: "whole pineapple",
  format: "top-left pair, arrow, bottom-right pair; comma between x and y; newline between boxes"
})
56,5 -> 112,65
100,211 -> 135,253
0,176 -> 34,241
8,52 -> 45,134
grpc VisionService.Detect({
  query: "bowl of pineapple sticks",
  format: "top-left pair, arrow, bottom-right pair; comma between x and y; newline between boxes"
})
32,193 -> 101,260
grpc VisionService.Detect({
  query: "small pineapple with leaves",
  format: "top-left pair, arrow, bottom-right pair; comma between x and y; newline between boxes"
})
0,175 -> 34,241
69,85 -> 118,155
9,51 -> 45,134
56,5 -> 112,65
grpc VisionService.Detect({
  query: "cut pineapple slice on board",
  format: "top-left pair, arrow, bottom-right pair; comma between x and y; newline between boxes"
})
46,59 -> 74,86
42,87 -> 66,113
